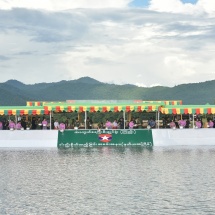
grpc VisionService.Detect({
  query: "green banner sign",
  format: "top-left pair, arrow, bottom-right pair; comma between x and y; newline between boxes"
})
58,129 -> 153,148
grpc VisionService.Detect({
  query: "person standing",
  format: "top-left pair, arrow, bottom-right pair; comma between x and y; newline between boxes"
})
31,117 -> 37,130
42,118 -> 48,130
86,117 -> 93,129
21,118 -> 27,130
118,118 -> 124,129
54,119 -> 59,130
185,119 -> 190,128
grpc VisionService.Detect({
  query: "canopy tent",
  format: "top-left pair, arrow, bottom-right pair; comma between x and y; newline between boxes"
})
27,100 -> 183,107
161,105 -> 215,115
141,100 -> 182,105
164,100 -> 182,105
0,106 -> 49,116
2,101 -> 215,116
26,102 -> 43,106
44,104 -> 160,113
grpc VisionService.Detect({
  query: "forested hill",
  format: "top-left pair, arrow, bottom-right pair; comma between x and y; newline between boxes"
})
0,77 -> 214,106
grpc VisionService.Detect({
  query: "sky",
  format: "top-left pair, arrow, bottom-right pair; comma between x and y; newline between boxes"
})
0,0 -> 215,87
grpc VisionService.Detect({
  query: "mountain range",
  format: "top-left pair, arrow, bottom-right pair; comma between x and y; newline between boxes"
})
0,77 -> 214,106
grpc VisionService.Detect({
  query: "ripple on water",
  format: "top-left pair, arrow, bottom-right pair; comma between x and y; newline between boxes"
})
1,146 -> 215,214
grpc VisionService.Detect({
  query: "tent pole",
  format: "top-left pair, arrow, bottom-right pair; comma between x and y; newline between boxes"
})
50,111 -> 51,130
123,111 -> 125,129
85,111 -> 87,129
193,114 -> 194,129
158,110 -> 160,129
155,111 -> 157,129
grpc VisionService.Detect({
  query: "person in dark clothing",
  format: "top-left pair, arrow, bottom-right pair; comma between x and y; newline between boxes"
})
74,117 -> 80,129
185,119 -> 190,128
3,119 -> 8,130
175,119 -> 179,129
37,117 -> 42,129
86,117 -> 93,129
31,117 -> 37,130
118,117 -> 124,129
21,118 -> 27,130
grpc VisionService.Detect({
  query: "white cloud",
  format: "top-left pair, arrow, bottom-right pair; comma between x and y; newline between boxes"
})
149,0 -> 215,16
0,7 -> 215,86
0,0 -> 132,10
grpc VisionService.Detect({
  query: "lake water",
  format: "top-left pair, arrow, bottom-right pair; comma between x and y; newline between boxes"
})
1,146 -> 215,215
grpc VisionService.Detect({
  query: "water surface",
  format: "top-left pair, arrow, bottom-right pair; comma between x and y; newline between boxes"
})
1,146 -> 215,214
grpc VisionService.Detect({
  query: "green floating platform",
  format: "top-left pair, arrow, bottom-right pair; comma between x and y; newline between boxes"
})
58,129 -> 153,148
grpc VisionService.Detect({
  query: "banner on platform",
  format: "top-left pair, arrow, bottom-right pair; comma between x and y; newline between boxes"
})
58,129 -> 153,148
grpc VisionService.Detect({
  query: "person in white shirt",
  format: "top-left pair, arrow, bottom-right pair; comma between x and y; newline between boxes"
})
54,119 -> 59,130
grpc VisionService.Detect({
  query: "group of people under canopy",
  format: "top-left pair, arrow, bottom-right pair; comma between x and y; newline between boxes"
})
0,117 -> 64,130
0,114 -> 215,130
167,118 -> 214,129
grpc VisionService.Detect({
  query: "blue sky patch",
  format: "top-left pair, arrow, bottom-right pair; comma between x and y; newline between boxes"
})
129,0 -> 149,8
130,0 -> 198,8
181,0 -> 198,4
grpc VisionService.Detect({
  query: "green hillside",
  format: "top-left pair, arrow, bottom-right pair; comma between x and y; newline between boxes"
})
0,77 -> 214,105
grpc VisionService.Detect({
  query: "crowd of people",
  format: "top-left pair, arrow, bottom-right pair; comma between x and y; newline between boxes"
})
163,117 -> 215,129
0,116 -> 215,130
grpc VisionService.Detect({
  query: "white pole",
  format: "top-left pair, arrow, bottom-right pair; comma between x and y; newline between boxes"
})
50,111 -> 51,130
193,114 -> 195,129
85,111 -> 87,129
155,111 -> 157,129
158,111 -> 160,129
123,111 -> 125,129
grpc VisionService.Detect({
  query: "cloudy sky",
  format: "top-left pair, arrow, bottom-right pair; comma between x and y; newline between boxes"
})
0,0 -> 215,87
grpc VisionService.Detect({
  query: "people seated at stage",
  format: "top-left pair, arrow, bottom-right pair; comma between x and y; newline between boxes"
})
2,114 -> 215,131
208,119 -> 214,128
195,119 -> 202,128
74,117 -> 80,129
148,118 -> 156,129
112,119 -> 118,129
169,120 -> 176,129
129,120 -> 134,129
8,120 -> 16,130
133,117 -> 141,129
98,122 -> 104,129
178,119 -> 186,128
105,119 -> 112,129
59,122 -> 65,131
203,120 -> 209,128
16,121 -> 22,130
0,120 -> 3,130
